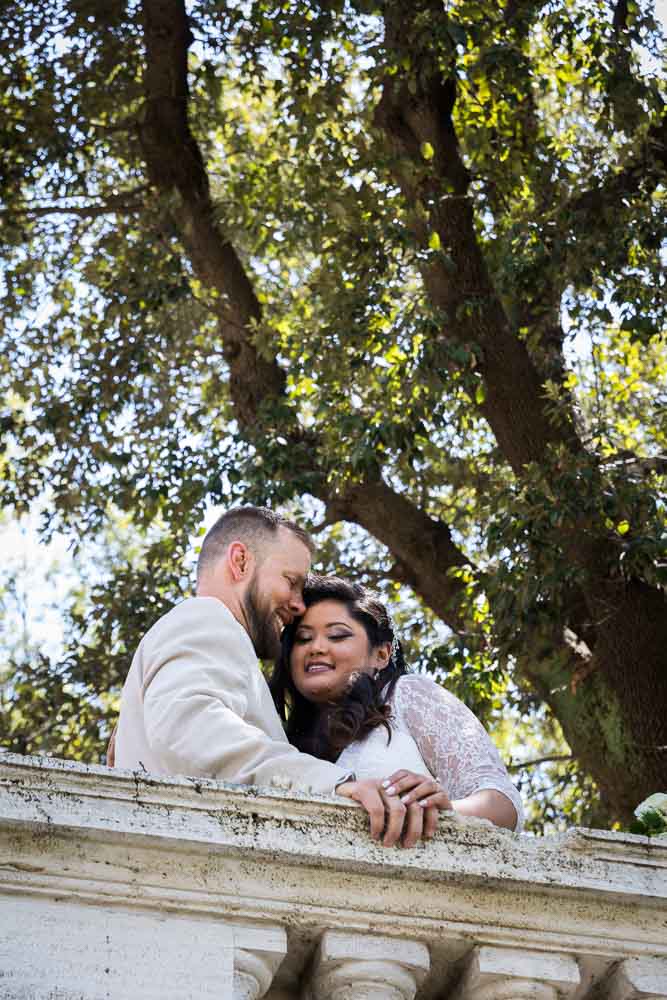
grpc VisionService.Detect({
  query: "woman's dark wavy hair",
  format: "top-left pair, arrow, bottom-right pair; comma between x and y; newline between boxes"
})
269,575 -> 408,763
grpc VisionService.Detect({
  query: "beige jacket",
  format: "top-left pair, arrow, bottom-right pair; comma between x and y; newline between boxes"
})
114,596 -> 350,794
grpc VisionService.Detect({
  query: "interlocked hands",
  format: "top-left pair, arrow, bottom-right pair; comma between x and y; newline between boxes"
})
337,769 -> 452,848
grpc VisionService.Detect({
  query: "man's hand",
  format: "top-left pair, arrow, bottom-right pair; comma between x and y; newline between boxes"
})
336,777 -> 428,848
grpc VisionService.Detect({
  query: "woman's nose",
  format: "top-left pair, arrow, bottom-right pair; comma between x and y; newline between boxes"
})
307,632 -> 328,654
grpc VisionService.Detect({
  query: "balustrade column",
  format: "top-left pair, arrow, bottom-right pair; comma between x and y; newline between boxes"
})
607,957 -> 667,999
232,924 -> 287,1000
453,945 -> 580,1000
309,929 -> 430,1000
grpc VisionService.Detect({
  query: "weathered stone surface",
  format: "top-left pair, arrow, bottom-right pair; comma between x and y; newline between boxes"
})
452,944 -> 581,999
234,925 -> 287,999
2,894 -> 235,998
311,930 -> 430,1000
1,753 -> 666,999
607,957 -> 667,999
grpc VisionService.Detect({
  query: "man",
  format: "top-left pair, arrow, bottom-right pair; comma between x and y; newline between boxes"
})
114,506 -> 417,846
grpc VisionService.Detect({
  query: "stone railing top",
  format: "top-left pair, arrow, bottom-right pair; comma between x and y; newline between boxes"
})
1,750 -> 665,902
3,752 -> 667,999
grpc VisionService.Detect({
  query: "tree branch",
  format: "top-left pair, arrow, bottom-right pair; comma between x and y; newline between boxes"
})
562,112 -> 667,238
137,0 -> 472,629
3,189 -> 150,219
612,0 -> 629,33
508,753 -> 573,772
322,477 -> 471,628
556,6 -> 667,263
492,1 -> 567,380
374,2 -> 579,473
139,0 -> 284,429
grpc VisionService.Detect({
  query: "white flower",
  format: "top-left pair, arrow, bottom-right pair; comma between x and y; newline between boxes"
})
634,793 -> 667,819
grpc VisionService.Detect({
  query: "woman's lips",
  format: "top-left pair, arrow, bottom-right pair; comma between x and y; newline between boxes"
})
305,663 -> 335,674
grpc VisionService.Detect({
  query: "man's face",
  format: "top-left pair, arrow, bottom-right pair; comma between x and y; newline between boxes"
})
243,528 -> 311,659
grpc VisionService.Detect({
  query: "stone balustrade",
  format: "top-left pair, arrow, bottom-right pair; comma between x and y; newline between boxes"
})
1,752 -> 666,999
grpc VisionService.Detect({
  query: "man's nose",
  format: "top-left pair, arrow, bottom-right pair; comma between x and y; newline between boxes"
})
289,593 -> 306,617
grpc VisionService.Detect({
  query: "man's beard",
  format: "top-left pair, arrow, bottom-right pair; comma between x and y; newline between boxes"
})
243,574 -> 282,660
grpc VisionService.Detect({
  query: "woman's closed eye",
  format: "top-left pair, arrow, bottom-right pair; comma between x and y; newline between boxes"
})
294,631 -> 353,644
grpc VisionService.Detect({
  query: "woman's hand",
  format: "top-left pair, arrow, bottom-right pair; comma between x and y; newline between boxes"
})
337,777 -> 410,847
382,770 -> 452,842
337,777 -> 434,848
383,773 -> 519,832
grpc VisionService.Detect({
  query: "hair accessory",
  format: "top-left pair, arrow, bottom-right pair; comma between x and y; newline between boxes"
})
385,610 -> 401,663
390,634 -> 401,662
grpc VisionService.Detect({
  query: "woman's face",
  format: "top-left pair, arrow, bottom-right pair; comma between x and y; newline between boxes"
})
289,599 -> 390,703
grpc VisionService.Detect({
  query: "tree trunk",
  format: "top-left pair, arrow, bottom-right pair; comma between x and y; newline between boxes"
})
135,0 -> 667,823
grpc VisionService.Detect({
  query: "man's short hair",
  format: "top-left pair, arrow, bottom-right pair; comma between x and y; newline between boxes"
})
196,506 -> 314,582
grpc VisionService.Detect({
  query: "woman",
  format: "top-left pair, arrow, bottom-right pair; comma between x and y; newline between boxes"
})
270,575 -> 523,838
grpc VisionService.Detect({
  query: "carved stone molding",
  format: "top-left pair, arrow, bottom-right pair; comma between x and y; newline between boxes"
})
309,930 -> 430,1000
453,945 -> 580,1000
607,957 -> 667,999
1,754 -> 667,999
233,925 -> 287,1000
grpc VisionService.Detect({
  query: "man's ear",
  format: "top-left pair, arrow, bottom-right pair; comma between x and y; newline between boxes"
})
227,541 -> 252,582
374,641 -> 392,671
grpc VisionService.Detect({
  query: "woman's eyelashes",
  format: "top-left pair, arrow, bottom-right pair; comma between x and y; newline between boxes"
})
294,632 -> 353,645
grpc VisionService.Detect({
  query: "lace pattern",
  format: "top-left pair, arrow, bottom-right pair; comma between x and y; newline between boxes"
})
337,674 -> 524,831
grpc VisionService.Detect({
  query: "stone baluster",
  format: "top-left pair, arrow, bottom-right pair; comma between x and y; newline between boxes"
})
453,945 -> 580,1000
607,957 -> 667,999
309,929 -> 430,1000
232,924 -> 287,1000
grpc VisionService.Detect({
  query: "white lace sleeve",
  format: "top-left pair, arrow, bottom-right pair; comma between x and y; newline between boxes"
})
392,675 -> 524,831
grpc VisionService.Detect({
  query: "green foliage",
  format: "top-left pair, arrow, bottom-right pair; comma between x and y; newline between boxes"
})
630,793 -> 667,835
1,0 -> 666,829
629,808 -> 667,836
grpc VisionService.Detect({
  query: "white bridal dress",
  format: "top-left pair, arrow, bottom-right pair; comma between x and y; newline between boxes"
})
336,674 -> 524,831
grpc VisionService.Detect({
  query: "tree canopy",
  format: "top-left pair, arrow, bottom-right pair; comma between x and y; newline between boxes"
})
1,0 -> 666,828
